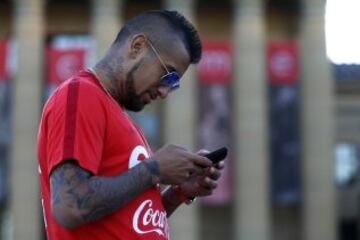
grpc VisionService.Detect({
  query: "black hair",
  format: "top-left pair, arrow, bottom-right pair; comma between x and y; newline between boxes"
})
113,10 -> 202,64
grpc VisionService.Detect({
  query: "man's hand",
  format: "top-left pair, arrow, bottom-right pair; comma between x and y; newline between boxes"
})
179,149 -> 225,198
160,149 -> 225,216
152,144 -> 212,185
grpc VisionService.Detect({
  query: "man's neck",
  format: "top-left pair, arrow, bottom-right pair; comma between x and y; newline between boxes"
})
93,62 -> 123,102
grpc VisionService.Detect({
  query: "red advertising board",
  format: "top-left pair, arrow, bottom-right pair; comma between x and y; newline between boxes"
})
267,41 -> 298,85
197,41 -> 232,205
197,41 -> 232,85
0,40 -> 7,81
46,47 -> 86,85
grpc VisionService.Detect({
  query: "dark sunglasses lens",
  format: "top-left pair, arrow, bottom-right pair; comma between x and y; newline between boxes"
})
160,72 -> 180,91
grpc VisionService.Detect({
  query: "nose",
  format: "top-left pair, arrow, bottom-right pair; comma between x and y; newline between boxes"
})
157,85 -> 170,99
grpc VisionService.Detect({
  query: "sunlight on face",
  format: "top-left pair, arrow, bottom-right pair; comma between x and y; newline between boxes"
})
325,0 -> 360,64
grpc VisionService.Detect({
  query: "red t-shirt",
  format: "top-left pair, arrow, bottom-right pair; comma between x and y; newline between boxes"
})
38,70 -> 169,240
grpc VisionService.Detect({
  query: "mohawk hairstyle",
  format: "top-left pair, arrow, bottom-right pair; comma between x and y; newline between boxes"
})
160,10 -> 202,64
113,10 -> 202,64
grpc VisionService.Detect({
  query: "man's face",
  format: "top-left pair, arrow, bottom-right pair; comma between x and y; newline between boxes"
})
122,39 -> 190,112
122,58 -> 147,112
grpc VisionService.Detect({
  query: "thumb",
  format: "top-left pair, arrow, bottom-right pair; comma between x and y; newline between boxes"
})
196,149 -> 210,156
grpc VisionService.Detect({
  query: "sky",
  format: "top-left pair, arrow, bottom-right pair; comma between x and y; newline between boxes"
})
325,0 -> 360,64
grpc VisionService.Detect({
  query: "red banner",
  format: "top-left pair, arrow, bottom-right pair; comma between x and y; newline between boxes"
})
267,41 -> 298,85
46,47 -> 86,85
197,41 -> 232,85
197,41 -> 232,205
0,40 -> 7,81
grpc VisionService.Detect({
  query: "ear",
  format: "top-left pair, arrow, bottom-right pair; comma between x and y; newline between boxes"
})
128,34 -> 147,59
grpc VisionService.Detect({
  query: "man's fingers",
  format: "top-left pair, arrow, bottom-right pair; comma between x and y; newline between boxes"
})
207,167 -> 221,180
187,153 -> 212,168
199,177 -> 217,190
190,165 -> 205,176
196,149 -> 210,156
214,161 -> 225,169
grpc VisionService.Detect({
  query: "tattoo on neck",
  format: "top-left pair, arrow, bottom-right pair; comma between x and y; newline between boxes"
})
95,60 -> 121,99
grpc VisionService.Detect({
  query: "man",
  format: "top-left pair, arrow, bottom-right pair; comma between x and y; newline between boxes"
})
38,10 -> 224,240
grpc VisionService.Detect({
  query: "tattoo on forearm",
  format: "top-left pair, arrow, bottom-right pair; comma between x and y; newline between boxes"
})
50,159 -> 160,225
143,159 -> 160,184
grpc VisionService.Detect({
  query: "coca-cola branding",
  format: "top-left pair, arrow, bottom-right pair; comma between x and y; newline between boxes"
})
129,145 -> 149,169
133,199 -> 169,238
128,145 -> 169,239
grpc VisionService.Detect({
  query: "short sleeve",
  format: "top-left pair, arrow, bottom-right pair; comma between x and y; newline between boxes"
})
46,79 -> 106,176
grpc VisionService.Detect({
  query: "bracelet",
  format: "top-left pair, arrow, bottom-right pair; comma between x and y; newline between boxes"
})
172,185 -> 196,205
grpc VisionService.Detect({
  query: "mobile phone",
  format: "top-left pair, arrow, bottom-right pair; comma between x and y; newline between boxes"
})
204,147 -> 228,164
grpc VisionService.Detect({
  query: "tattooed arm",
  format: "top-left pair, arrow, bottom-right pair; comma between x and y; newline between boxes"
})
161,186 -> 187,217
50,159 -> 159,229
50,145 -> 213,228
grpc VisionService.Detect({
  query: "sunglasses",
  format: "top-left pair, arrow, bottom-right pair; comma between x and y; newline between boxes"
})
147,40 -> 180,91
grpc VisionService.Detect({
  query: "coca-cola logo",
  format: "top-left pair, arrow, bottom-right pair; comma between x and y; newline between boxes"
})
129,145 -> 149,169
133,199 -> 169,238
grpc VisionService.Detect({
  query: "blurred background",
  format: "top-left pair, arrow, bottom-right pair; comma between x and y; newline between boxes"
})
0,0 -> 360,239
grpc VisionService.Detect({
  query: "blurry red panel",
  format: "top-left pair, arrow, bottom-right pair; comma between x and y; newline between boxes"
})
197,41 -> 232,85
0,40 -> 7,81
46,47 -> 86,85
267,41 -> 299,85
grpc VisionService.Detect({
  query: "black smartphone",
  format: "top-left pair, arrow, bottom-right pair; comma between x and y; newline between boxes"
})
204,147 -> 228,164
